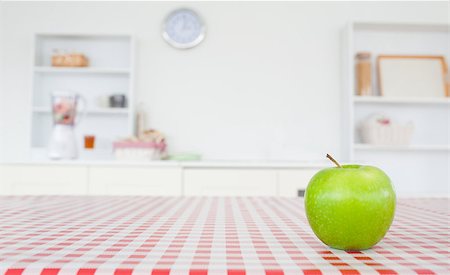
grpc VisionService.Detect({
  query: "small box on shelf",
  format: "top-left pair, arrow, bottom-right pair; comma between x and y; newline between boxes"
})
52,51 -> 89,67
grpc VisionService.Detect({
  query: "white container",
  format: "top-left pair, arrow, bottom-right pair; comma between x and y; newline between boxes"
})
113,141 -> 166,161
359,115 -> 414,145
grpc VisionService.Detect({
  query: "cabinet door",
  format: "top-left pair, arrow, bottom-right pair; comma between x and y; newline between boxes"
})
0,165 -> 88,195
89,166 -> 182,196
0,166 -> 9,195
278,169 -> 319,197
184,169 -> 277,196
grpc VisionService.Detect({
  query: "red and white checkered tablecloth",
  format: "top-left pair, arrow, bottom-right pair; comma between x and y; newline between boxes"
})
0,196 -> 448,275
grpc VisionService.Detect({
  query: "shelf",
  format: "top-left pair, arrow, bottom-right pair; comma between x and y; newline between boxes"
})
353,96 -> 450,105
33,107 -> 129,115
34,67 -> 130,74
35,33 -> 132,39
353,22 -> 449,33
354,143 -> 450,152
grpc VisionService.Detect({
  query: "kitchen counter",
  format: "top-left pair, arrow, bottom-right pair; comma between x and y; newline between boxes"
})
0,196 -> 448,274
0,160 -> 326,197
0,159 -> 329,168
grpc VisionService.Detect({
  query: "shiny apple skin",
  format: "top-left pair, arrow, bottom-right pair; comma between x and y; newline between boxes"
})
305,164 -> 396,251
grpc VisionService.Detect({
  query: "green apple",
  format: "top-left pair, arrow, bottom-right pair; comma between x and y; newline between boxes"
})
304,154 -> 396,251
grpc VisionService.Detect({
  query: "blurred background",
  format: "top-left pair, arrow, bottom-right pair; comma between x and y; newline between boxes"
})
0,1 -> 448,197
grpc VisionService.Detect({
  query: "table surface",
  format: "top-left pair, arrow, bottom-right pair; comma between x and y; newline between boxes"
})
0,197 -> 448,275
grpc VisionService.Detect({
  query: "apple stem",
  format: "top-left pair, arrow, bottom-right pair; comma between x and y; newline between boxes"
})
326,154 -> 342,168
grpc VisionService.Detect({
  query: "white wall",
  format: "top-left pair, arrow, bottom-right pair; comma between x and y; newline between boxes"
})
0,1 -> 447,161
0,3 -> 5,159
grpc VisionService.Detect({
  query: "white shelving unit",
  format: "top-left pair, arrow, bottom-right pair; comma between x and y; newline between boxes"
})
342,22 -> 450,196
30,33 -> 135,158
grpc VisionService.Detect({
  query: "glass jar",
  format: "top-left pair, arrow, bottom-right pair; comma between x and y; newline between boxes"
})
355,52 -> 373,96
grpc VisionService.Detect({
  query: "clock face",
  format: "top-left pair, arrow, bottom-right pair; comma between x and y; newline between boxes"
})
163,9 -> 205,49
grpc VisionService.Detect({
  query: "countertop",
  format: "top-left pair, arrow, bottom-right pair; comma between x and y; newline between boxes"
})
0,159 -> 330,169
0,196 -> 448,274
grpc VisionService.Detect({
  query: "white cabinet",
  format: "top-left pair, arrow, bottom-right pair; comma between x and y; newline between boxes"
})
184,169 -> 277,196
0,163 -> 324,196
89,166 -> 182,196
0,165 -> 88,195
278,169 -> 319,197
0,166 -> 9,195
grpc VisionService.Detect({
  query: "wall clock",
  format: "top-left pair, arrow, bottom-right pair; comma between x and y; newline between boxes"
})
162,9 -> 206,49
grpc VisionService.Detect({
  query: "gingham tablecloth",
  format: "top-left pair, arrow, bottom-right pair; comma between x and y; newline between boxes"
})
0,197 -> 448,275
